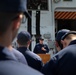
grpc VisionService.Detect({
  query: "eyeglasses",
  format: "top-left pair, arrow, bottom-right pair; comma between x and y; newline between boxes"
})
12,14 -> 27,23
21,14 -> 27,23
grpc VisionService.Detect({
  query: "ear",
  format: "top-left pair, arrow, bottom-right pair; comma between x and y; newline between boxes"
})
61,40 -> 64,45
27,40 -> 31,44
55,41 -> 59,47
12,19 -> 20,31
12,14 -> 23,31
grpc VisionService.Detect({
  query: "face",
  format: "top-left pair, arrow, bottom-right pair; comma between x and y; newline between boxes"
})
12,13 -> 23,41
39,40 -> 44,44
62,39 -> 71,48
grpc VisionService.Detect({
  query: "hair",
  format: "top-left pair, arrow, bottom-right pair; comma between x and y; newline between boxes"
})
65,34 -> 76,40
0,12 -> 20,35
17,38 -> 29,46
56,40 -> 63,49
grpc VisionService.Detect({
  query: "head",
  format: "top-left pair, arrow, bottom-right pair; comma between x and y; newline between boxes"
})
0,0 -> 30,48
39,37 -> 44,44
17,31 -> 31,47
61,31 -> 76,48
55,29 -> 70,52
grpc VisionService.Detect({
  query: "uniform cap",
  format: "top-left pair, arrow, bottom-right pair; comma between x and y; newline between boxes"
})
61,31 -> 76,40
56,29 -> 70,41
0,0 -> 30,18
39,37 -> 44,40
17,31 -> 31,42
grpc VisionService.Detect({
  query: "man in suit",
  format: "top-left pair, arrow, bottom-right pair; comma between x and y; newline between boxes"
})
0,0 -> 43,75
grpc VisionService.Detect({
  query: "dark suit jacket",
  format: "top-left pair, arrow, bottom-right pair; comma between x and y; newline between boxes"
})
17,47 -> 43,71
41,44 -> 76,75
0,46 -> 43,75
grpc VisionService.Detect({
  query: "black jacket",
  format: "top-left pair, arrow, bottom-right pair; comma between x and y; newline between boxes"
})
17,47 -> 43,71
33,43 -> 49,54
0,46 -> 43,75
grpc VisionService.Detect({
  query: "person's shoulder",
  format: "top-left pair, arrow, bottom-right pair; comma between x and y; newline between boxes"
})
60,45 -> 76,54
0,60 -> 43,75
12,48 -> 28,65
26,50 -> 42,61
52,45 -> 76,60
48,45 -> 76,66
12,48 -> 25,58
44,44 -> 48,46
36,43 -> 40,46
12,48 -> 23,55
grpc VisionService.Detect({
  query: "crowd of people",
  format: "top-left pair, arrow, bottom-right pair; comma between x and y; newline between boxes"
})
0,0 -> 43,75
0,0 -> 76,75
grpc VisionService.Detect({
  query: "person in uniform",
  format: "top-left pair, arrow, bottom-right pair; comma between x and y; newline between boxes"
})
17,31 -> 43,71
41,31 -> 76,75
33,37 -> 49,54
0,0 -> 43,75
55,29 -> 70,52
61,31 -> 76,48
12,47 -> 28,65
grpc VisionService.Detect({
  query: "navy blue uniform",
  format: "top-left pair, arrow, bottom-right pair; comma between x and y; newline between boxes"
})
12,48 -> 28,65
69,39 -> 76,45
17,47 -> 43,71
33,43 -> 49,54
0,46 -> 43,75
41,43 -> 76,75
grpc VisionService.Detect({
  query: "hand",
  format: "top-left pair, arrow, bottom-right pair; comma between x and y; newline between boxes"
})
41,47 -> 46,51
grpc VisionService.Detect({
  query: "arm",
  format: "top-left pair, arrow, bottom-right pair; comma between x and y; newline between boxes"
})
33,45 -> 38,53
45,44 -> 49,53
41,44 -> 49,53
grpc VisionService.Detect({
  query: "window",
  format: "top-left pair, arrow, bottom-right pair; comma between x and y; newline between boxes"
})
27,0 -> 48,10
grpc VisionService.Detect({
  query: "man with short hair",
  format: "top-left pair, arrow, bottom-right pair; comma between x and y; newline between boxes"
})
61,31 -> 76,48
17,31 -> 43,71
0,0 -> 43,75
41,31 -> 76,75
55,29 -> 70,52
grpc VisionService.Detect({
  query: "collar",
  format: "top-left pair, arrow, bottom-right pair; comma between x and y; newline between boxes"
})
0,46 -> 18,61
18,47 -> 27,50
69,40 -> 76,45
17,47 -> 29,52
